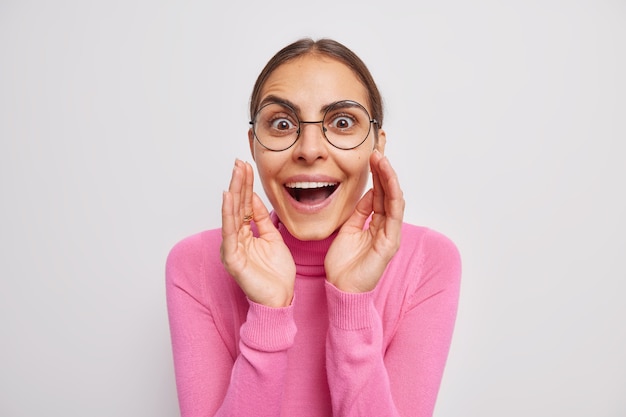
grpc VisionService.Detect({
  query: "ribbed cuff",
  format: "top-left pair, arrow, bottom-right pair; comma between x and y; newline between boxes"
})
240,299 -> 297,352
325,281 -> 376,330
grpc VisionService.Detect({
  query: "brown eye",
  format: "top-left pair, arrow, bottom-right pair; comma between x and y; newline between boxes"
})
272,118 -> 296,131
331,116 -> 354,130
252,102 -> 301,151
326,113 -> 357,133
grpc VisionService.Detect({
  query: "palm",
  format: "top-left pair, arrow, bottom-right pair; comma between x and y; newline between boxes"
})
221,160 -> 295,307
226,220 -> 295,306
325,151 -> 405,293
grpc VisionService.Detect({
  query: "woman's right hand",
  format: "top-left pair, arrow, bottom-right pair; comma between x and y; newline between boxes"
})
220,160 -> 296,308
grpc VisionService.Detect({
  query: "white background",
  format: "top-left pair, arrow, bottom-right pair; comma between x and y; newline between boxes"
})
1,1 -> 624,416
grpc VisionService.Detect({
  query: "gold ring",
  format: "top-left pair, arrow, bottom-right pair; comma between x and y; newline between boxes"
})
243,213 -> 253,223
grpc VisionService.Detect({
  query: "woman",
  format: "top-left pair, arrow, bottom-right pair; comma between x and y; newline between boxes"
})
166,37 -> 461,417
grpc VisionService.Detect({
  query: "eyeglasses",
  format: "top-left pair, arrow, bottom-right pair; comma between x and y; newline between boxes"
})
249,100 -> 378,152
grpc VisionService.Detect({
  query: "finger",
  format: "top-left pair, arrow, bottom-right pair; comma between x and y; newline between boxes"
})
250,192 -> 279,238
340,188 -> 374,233
221,191 -> 238,262
228,160 -> 244,225
376,156 -> 405,245
242,162 -> 254,225
378,155 -> 405,222
370,150 -> 385,216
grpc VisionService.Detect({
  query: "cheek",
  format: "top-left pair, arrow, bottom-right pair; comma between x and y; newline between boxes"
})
344,156 -> 371,194
253,152 -> 284,192
255,164 -> 275,192
256,163 -> 274,178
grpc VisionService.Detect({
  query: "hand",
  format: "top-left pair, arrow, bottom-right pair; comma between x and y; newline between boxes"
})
325,150 -> 405,293
220,160 -> 296,307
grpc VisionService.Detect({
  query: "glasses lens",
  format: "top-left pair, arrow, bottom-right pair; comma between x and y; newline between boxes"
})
253,103 -> 299,151
323,101 -> 373,150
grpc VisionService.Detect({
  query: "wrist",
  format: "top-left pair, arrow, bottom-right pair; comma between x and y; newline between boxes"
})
324,281 -> 376,330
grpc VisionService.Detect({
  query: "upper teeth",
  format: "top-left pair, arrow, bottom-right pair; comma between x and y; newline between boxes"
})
285,181 -> 336,189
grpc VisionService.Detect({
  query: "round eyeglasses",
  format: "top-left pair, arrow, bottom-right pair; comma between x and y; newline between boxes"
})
249,100 -> 378,152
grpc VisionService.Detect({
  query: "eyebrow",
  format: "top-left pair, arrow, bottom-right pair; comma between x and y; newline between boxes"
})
257,95 -> 338,117
258,95 -> 300,113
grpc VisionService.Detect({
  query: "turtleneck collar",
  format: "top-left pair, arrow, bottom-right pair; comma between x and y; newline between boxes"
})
269,211 -> 336,278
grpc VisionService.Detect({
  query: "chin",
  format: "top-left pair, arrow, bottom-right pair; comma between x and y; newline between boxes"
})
282,217 -> 339,242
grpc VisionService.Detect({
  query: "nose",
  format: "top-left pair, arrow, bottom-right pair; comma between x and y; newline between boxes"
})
292,121 -> 329,163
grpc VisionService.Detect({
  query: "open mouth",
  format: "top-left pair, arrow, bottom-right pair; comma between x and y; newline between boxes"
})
285,181 -> 338,204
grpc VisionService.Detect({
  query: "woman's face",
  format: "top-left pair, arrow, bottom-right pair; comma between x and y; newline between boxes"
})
249,54 -> 386,240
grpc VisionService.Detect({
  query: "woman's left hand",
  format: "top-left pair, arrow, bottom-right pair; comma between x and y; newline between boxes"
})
325,150 -> 405,293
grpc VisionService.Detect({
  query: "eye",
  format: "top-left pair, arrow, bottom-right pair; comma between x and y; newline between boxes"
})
270,117 -> 296,131
326,112 -> 357,132
256,103 -> 299,136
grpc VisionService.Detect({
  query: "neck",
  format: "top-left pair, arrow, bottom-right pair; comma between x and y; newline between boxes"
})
271,211 -> 336,277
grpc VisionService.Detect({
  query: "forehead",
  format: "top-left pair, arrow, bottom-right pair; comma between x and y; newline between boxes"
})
259,55 -> 370,113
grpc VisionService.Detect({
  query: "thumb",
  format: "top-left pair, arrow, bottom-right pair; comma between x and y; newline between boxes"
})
341,188 -> 374,232
250,193 -> 278,237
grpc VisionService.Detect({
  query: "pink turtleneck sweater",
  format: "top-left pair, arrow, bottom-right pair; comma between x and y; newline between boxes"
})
166,213 -> 461,417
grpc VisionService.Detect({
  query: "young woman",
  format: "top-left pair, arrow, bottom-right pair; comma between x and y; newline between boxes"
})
166,38 -> 461,417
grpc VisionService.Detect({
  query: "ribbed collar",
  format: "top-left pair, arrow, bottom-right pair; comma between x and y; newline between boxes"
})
270,211 -> 336,279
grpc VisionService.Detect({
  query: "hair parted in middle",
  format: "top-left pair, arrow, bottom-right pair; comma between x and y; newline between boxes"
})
249,38 -> 384,137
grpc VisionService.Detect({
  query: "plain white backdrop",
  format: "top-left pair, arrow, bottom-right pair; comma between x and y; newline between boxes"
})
1,1 -> 624,416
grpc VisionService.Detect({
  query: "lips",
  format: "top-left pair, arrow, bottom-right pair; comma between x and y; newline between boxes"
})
285,181 -> 338,204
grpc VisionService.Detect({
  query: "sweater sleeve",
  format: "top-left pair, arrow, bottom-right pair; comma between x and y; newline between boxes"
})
165,233 -> 297,417
325,282 -> 401,417
324,228 -> 461,417
217,301 -> 297,417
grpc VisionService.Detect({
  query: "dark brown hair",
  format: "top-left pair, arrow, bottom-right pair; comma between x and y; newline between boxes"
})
249,38 -> 384,133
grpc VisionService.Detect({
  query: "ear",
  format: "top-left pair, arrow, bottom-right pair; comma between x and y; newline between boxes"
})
374,129 -> 386,155
248,128 -> 256,161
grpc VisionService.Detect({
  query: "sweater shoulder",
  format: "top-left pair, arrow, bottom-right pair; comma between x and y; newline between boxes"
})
396,222 -> 461,302
165,228 -> 227,295
166,228 -> 223,268
378,223 -> 461,297
399,223 -> 460,264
